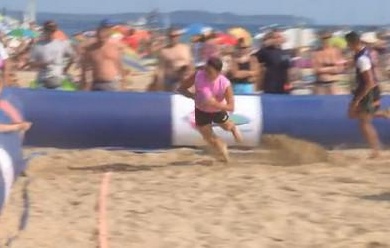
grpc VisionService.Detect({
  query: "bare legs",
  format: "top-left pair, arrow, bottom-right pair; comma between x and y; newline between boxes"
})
349,104 -> 388,159
197,120 -> 243,162
358,114 -> 381,158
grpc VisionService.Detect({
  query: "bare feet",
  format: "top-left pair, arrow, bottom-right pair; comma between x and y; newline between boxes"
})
231,126 -> 243,143
375,108 -> 390,119
215,140 -> 230,163
368,150 -> 380,159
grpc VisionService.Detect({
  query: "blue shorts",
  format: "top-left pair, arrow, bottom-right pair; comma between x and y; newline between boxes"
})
232,83 -> 254,94
92,81 -> 122,91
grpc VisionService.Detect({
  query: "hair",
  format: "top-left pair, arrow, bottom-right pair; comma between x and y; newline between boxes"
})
97,25 -> 111,34
206,57 -> 223,72
318,29 -> 332,39
166,26 -> 180,36
345,31 -> 361,44
43,20 -> 57,33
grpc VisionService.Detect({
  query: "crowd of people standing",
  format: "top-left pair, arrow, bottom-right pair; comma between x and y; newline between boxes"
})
0,19 -> 390,96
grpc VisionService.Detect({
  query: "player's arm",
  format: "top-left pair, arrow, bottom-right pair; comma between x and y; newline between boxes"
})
176,72 -> 195,99
205,85 -> 235,112
81,51 -> 92,91
0,122 -> 31,133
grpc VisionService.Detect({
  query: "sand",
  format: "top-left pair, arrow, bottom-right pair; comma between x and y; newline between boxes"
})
0,136 -> 389,248
14,66 -> 154,92
2,70 -> 390,247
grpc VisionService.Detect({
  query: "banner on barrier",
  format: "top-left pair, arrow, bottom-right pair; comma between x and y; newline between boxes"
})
171,94 -> 262,147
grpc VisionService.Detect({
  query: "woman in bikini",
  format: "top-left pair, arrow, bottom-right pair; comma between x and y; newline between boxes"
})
312,30 -> 346,95
230,42 -> 259,94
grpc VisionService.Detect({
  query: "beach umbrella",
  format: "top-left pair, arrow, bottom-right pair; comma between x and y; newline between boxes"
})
184,23 -> 212,36
112,25 -> 130,35
215,33 -> 237,46
228,27 -> 252,46
133,30 -> 151,40
53,30 -> 68,41
83,30 -> 96,37
7,28 -> 38,38
122,30 -> 151,50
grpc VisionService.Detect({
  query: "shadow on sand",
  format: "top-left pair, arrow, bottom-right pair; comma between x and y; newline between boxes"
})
360,192 -> 390,202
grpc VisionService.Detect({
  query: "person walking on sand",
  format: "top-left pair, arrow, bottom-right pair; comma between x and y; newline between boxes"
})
177,57 -> 243,162
345,31 -> 390,159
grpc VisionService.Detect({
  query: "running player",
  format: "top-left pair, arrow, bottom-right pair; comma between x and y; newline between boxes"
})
345,31 -> 390,158
177,57 -> 243,162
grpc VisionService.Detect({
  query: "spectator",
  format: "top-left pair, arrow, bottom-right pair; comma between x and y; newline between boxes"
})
81,24 -> 126,91
230,42 -> 259,94
312,30 -> 345,95
149,27 -> 193,91
254,29 -> 291,94
0,36 -> 10,89
29,20 -> 76,89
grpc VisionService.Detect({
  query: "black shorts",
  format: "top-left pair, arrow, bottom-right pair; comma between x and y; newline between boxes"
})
315,80 -> 335,86
195,108 -> 229,127
354,86 -> 381,114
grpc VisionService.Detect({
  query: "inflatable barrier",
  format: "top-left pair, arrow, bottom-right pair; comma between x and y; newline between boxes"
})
0,97 -> 26,214
5,88 -> 390,149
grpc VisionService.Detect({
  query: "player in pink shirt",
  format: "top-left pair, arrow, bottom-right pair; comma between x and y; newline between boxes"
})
177,57 -> 242,162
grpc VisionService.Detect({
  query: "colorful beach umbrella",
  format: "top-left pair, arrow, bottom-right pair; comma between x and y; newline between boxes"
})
112,25 -> 130,35
53,30 -> 68,41
182,23 -> 213,42
184,23 -> 213,37
122,30 -> 151,50
228,27 -> 253,46
7,28 -> 38,38
215,33 -> 237,46
122,47 -> 148,73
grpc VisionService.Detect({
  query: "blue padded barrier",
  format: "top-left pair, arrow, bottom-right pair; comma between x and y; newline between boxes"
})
262,94 -> 390,147
7,89 -> 172,149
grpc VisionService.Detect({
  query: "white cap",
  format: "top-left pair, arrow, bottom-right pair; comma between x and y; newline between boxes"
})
361,32 -> 378,44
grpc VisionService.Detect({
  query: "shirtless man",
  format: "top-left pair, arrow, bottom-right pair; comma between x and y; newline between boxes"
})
81,26 -> 125,91
149,27 -> 193,91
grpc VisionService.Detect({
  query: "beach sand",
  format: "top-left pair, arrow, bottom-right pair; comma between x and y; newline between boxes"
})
0,136 -> 389,248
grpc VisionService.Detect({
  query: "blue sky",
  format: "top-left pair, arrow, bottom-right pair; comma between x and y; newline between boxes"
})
2,0 -> 389,25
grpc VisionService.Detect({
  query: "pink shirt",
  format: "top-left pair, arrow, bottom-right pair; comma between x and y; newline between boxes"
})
194,70 -> 231,113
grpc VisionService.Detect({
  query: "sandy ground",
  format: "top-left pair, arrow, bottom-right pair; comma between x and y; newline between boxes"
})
14,67 -> 154,92
0,136 -> 389,248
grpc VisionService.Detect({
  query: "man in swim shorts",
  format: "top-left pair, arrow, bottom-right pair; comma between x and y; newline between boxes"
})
81,23 -> 126,91
151,27 -> 193,91
345,31 -> 390,158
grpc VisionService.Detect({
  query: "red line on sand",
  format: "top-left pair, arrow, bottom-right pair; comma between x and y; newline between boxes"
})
98,172 -> 111,248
